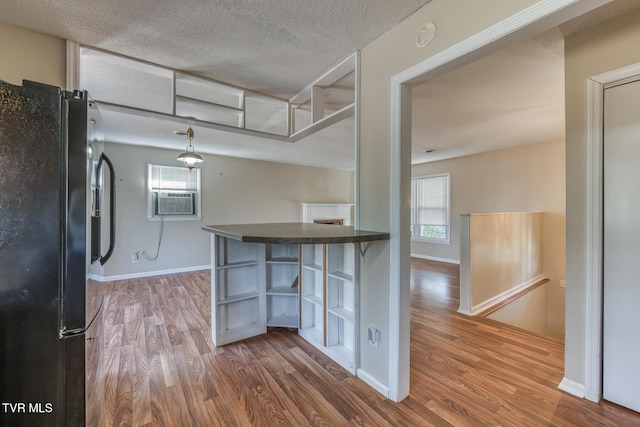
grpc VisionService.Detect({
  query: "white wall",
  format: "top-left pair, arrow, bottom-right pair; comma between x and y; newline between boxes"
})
564,7 -> 640,390
100,142 -> 354,279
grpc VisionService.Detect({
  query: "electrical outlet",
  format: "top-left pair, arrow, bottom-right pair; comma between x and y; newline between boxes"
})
368,327 -> 379,348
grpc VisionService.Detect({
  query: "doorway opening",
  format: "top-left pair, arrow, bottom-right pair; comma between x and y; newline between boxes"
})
388,0 -> 634,403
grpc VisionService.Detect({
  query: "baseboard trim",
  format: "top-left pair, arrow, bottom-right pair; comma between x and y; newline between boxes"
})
356,368 -> 390,399
88,265 -> 211,282
470,274 -> 546,316
410,253 -> 460,265
457,307 -> 473,316
558,377 -> 586,398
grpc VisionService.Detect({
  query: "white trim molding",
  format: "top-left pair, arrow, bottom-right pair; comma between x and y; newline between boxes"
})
410,253 -> 460,265
388,0 -> 610,404
357,368 -> 390,398
470,274 -> 546,316
88,264 -> 210,282
559,377 -> 586,398
583,61 -> 640,403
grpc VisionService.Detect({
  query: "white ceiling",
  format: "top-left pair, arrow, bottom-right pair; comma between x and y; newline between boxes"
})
2,0 -> 638,170
410,27 -> 566,165
0,0 -> 431,170
410,0 -> 640,165
0,0 -> 430,100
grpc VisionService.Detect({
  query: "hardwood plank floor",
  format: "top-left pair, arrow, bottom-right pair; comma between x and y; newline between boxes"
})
87,260 -> 640,426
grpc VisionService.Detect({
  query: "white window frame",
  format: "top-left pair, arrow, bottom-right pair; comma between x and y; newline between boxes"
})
410,173 -> 450,244
146,164 -> 202,221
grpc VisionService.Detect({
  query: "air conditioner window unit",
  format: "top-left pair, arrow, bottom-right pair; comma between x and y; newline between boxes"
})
155,191 -> 195,215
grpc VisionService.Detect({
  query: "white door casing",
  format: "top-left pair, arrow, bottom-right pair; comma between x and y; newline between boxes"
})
388,0 -> 611,402
583,62 -> 640,403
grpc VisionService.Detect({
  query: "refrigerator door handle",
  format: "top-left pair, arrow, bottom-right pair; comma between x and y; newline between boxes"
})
97,153 -> 116,265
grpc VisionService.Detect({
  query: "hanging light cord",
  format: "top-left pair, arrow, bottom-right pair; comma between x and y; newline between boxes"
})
137,215 -> 164,261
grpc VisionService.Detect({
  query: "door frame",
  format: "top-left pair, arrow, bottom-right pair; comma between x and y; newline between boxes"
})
583,61 -> 640,402
387,0 -> 611,402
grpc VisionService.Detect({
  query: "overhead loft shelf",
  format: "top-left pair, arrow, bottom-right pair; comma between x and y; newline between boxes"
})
77,46 -> 357,143
96,100 -> 355,144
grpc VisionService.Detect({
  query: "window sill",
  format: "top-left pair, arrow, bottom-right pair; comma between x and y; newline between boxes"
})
411,237 -> 450,245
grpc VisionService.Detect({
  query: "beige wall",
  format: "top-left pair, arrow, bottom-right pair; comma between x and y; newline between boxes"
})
469,212 -> 544,307
412,140 -> 566,266
412,142 -> 566,337
564,8 -> 640,387
0,23 -> 66,88
487,283 -> 558,340
100,142 -> 354,278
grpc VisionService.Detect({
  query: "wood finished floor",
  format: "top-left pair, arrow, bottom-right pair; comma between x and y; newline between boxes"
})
87,259 -> 640,426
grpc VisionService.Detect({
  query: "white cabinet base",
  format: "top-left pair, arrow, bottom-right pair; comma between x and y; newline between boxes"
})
299,242 -> 359,375
209,234 -> 360,376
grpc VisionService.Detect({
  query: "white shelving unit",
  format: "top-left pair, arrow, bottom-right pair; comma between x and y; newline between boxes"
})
175,72 -> 245,128
326,243 -> 358,373
211,236 -> 265,346
212,238 -> 302,345
208,230 -> 362,375
299,242 -> 359,374
76,46 -> 354,141
265,243 -> 300,328
300,244 -> 326,346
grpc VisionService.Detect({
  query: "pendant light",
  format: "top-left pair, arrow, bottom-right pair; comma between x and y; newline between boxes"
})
176,126 -> 203,170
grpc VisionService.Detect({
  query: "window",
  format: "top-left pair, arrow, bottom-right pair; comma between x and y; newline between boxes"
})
147,164 -> 202,220
411,173 -> 450,242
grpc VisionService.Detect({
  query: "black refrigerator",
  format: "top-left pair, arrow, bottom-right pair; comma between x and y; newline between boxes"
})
0,80 -> 115,426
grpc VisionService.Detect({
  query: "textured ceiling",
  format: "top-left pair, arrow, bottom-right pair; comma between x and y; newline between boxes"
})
410,0 -> 640,165
2,0 -> 638,170
411,27 -> 566,165
0,0 -> 430,99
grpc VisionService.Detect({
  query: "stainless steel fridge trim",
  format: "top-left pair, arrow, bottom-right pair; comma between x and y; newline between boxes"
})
96,152 -> 116,265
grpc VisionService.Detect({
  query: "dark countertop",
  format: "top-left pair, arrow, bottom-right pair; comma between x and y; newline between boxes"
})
201,222 -> 390,244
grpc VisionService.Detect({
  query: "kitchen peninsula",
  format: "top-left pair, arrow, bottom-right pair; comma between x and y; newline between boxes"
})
202,222 -> 389,373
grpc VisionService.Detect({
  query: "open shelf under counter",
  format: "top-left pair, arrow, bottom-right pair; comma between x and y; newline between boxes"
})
327,270 -> 353,282
267,315 -> 299,329
266,257 -> 298,264
202,222 -> 389,378
216,260 -> 259,270
217,291 -> 259,306
302,294 -> 322,306
302,263 -> 323,272
267,286 -> 298,296
328,306 -> 354,323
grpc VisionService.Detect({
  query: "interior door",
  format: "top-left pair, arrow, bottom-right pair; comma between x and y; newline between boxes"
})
603,77 -> 640,413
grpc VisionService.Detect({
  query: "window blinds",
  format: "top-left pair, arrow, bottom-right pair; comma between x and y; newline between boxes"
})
412,175 -> 448,226
150,165 -> 198,191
